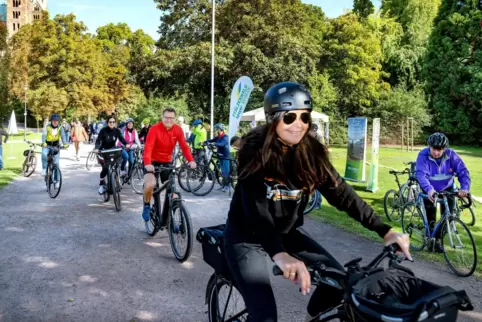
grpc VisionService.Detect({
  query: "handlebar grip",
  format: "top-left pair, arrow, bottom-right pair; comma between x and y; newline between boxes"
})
273,265 -> 283,276
386,243 -> 402,253
389,170 -> 396,174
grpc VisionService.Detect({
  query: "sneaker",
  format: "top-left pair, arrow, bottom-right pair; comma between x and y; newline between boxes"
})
98,185 -> 106,195
54,182 -> 60,189
120,170 -> 127,177
142,204 -> 151,221
41,169 -> 46,176
76,155 -> 80,161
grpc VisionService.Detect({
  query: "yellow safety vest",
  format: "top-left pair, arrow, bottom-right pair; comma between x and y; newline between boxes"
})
46,126 -> 62,142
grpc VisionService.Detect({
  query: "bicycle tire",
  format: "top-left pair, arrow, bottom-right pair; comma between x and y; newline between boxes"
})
304,191 -> 319,215
441,217 -> 477,277
47,166 -> 62,199
208,275 -> 248,322
131,165 -> 144,195
112,170 -> 122,211
145,193 -> 161,236
177,166 -> 191,192
168,200 -> 193,262
456,197 -> 476,226
86,151 -> 97,170
401,202 -> 426,251
383,189 -> 402,222
22,154 -> 36,177
187,165 -> 215,196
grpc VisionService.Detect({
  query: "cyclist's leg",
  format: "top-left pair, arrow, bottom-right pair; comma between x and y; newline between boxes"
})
53,150 -> 60,181
128,150 -> 135,172
224,239 -> 277,322
0,144 -> 3,169
159,163 -> 173,226
121,149 -> 128,172
142,164 -> 158,221
41,147 -> 48,174
423,193 -> 436,232
283,229 -> 344,319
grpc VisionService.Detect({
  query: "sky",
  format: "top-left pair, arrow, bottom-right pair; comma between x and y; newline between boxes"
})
48,0 -> 381,41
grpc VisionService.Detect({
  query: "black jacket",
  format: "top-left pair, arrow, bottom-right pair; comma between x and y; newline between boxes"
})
225,128 -> 392,258
95,127 -> 127,150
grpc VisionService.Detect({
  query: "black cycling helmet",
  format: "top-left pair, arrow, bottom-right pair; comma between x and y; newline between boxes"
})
427,132 -> 449,149
264,82 -> 312,123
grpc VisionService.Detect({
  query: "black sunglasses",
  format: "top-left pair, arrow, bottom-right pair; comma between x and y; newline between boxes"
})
108,121 -> 115,124
282,112 -> 311,125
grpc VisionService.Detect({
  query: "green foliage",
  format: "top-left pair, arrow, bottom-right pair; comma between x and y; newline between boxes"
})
354,0 -> 375,18
423,0 -> 482,144
133,95 -> 191,126
372,84 -> 431,143
319,13 -> 389,117
0,24 -> 11,122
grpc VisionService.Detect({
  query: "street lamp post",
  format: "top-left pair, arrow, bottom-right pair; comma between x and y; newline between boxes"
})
24,85 -> 28,141
210,0 -> 215,139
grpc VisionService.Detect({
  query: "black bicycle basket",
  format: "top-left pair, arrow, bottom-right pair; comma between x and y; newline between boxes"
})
349,267 -> 473,322
100,148 -> 123,166
196,224 -> 230,277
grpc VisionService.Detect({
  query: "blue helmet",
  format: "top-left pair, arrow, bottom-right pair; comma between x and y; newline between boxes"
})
192,119 -> 202,126
214,123 -> 225,131
50,114 -> 60,121
125,118 -> 134,124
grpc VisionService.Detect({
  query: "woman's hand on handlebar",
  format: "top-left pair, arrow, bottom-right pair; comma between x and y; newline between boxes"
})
272,252 -> 311,295
383,230 -> 412,261
458,189 -> 469,198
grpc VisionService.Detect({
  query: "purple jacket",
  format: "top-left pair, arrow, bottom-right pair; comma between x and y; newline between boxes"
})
416,147 -> 470,193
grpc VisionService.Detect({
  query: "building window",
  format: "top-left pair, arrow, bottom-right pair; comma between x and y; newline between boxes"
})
12,23 -> 15,31
17,23 -> 19,30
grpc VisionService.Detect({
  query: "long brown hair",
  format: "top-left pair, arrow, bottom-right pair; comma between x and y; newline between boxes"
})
238,113 -> 336,192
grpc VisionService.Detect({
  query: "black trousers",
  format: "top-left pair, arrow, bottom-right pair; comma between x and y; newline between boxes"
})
148,162 -> 172,226
224,227 -> 344,321
423,187 -> 455,238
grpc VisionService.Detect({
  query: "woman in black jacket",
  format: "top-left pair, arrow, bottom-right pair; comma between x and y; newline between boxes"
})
223,82 -> 411,322
94,115 -> 129,194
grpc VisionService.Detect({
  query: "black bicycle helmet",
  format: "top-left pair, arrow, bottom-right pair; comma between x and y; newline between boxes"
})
264,82 -> 312,123
427,132 -> 449,149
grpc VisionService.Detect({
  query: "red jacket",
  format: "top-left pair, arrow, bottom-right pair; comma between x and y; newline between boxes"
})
143,122 -> 194,165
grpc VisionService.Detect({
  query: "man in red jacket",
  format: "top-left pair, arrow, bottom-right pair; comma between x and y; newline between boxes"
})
142,107 -> 197,225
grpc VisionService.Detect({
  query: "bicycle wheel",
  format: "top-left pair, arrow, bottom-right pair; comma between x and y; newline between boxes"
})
131,164 -> 144,195
401,183 -> 419,205
401,203 -> 426,251
208,275 -> 248,322
111,170 -> 122,211
383,189 -> 403,222
187,165 -> 215,196
168,200 -> 193,262
441,216 -> 477,277
456,197 -> 476,226
304,191 -> 319,215
22,154 -> 37,177
47,166 -> 62,199
177,166 -> 191,192
145,193 -> 161,236
86,151 -> 97,170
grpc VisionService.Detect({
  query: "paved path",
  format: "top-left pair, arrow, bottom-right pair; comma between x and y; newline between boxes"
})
0,143 -> 481,321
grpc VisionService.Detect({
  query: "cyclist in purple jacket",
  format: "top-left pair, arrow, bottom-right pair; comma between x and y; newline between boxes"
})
415,132 -> 471,252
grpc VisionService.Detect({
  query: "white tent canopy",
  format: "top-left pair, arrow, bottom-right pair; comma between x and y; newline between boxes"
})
7,111 -> 18,134
241,107 -> 329,123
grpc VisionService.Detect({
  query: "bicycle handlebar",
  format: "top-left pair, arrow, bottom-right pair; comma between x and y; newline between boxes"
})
272,244 -> 406,286
434,191 -> 472,208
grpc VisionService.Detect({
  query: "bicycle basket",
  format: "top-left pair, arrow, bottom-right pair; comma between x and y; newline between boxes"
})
23,150 -> 30,157
350,268 -> 473,322
196,224 -> 230,277
100,148 -> 123,166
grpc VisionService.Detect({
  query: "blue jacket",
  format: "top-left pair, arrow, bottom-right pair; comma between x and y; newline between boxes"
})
208,133 -> 230,158
416,147 -> 470,193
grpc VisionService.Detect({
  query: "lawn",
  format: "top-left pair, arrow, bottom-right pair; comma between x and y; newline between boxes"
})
0,138 -> 41,188
312,145 -> 482,275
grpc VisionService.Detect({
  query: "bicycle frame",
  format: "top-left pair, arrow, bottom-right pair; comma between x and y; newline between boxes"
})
413,192 -> 455,239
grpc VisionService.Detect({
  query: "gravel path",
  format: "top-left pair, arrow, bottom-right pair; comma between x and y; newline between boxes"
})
0,143 -> 480,322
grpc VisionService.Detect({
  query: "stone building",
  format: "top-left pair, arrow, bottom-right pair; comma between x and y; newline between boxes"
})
0,0 -> 47,37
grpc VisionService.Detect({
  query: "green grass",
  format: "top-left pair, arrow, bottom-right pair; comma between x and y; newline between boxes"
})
8,132 -> 42,141
312,145 -> 482,275
0,141 -> 34,188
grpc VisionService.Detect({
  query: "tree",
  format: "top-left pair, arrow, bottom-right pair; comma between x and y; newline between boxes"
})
319,13 -> 389,117
0,24 -> 11,122
423,0 -> 482,144
381,0 -> 441,87
354,0 -> 375,18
